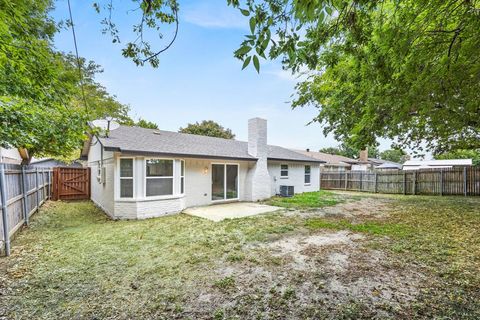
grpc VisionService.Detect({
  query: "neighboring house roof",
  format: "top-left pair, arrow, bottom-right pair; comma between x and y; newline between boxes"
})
403,159 -> 472,167
292,150 -> 358,165
30,158 -> 83,167
376,162 -> 403,169
89,126 -> 324,163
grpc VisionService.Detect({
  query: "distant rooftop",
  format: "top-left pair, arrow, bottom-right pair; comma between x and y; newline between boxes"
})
292,149 -> 358,165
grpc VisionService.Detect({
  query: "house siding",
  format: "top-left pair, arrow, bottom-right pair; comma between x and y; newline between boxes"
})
88,136 -> 115,216
184,158 -> 251,207
268,161 -> 320,195
88,146 -> 320,220
114,197 -> 185,219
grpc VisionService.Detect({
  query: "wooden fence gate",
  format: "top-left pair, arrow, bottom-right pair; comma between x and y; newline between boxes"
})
52,167 -> 90,200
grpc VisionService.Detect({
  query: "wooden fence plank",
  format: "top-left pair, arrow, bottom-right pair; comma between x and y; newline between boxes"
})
320,167 -> 480,197
0,164 -> 53,257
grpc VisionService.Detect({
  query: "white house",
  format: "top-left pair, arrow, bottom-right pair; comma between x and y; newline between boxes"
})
403,159 -> 473,170
81,118 -> 324,219
0,148 -> 22,164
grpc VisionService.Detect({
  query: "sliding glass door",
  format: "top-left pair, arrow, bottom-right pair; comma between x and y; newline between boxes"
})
212,164 -> 238,201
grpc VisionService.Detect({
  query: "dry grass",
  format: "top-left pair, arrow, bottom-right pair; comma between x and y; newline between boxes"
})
0,193 -> 479,319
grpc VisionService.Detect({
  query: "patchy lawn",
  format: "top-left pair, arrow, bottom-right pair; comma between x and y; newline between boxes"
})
264,190 -> 341,209
1,192 -> 480,319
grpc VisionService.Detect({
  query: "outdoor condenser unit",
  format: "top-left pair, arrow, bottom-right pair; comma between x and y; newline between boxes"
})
279,185 -> 294,197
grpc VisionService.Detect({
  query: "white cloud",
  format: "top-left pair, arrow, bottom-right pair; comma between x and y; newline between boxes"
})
182,1 -> 247,29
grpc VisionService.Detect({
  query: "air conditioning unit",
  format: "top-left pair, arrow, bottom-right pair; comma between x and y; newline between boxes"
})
279,185 -> 294,197
97,166 -> 106,184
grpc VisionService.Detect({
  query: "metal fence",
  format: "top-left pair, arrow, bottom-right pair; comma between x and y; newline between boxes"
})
320,167 -> 480,196
0,163 -> 52,256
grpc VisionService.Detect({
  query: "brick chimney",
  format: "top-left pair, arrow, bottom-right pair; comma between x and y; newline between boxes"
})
247,118 -> 271,201
359,148 -> 368,162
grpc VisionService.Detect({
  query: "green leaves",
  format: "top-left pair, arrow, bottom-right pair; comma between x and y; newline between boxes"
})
249,16 -> 256,34
242,56 -> 252,70
240,8 -> 250,16
179,120 -> 235,139
253,55 -> 260,73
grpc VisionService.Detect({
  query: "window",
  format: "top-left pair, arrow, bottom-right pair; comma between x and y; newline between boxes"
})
180,160 -> 185,194
146,159 -> 174,197
305,165 -> 311,184
119,158 -> 134,198
280,164 -> 288,177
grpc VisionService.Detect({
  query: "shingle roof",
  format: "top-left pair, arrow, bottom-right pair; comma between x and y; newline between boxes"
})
292,150 -> 358,165
98,126 -> 324,163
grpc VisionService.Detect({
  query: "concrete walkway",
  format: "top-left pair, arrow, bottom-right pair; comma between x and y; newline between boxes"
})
183,202 -> 282,222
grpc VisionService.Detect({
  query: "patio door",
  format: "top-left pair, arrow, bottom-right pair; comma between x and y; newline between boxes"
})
212,164 -> 239,201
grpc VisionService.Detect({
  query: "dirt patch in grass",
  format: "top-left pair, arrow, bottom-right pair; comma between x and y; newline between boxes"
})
186,230 -> 429,319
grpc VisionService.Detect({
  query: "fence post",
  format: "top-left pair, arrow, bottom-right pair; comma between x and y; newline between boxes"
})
0,164 -> 10,256
35,168 -> 40,213
464,167 -> 467,196
403,171 -> 406,195
48,170 -> 51,199
344,172 -> 348,190
413,171 -> 417,195
359,171 -> 363,191
374,172 -> 378,193
440,169 -> 443,196
42,169 -> 46,202
21,166 -> 29,226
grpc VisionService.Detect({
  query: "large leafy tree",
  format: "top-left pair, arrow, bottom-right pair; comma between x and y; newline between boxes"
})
97,1 -> 480,154
179,120 -> 235,139
228,0 -> 480,154
0,0 -> 87,164
379,149 -> 410,164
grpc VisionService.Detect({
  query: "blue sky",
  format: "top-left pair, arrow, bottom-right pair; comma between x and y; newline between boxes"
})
51,0 -> 393,154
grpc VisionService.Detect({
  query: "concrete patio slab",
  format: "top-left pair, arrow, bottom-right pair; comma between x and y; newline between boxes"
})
183,202 -> 282,222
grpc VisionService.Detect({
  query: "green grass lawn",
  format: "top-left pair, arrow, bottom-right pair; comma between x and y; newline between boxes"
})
264,190 -> 341,209
1,192 -> 479,319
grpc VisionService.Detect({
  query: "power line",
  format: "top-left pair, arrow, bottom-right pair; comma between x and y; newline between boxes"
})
67,0 -> 89,112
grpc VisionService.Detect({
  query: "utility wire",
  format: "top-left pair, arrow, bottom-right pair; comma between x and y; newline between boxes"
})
67,0 -> 89,112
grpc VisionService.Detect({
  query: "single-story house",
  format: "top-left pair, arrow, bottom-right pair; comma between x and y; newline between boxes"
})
30,158 -> 84,168
402,159 -> 473,170
81,118 -> 324,219
0,148 -> 22,164
292,149 -> 358,172
375,162 -> 403,171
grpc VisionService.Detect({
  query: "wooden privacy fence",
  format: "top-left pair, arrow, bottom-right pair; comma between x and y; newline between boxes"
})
52,167 -> 90,201
0,163 -> 52,256
320,167 -> 480,196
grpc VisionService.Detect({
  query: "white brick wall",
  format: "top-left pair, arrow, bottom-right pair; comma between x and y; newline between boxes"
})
114,197 -> 185,219
247,118 -> 271,201
88,137 -> 115,216
268,161 -> 320,195
184,158 -> 250,207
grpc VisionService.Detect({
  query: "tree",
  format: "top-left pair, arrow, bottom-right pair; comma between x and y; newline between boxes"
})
62,54 -> 133,124
179,120 -> 235,139
319,143 -> 378,159
379,149 -> 410,164
319,147 -> 342,156
136,118 -> 159,129
0,0 -> 87,164
435,149 -> 480,167
226,0 -> 480,154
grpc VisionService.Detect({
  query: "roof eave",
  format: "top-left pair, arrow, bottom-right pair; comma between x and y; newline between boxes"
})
104,147 -> 258,161
267,157 -> 326,163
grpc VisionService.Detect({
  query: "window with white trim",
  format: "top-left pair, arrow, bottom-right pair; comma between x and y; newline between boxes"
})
145,159 -> 174,196
180,160 -> 185,194
119,158 -> 134,198
280,164 -> 288,177
304,165 -> 311,184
